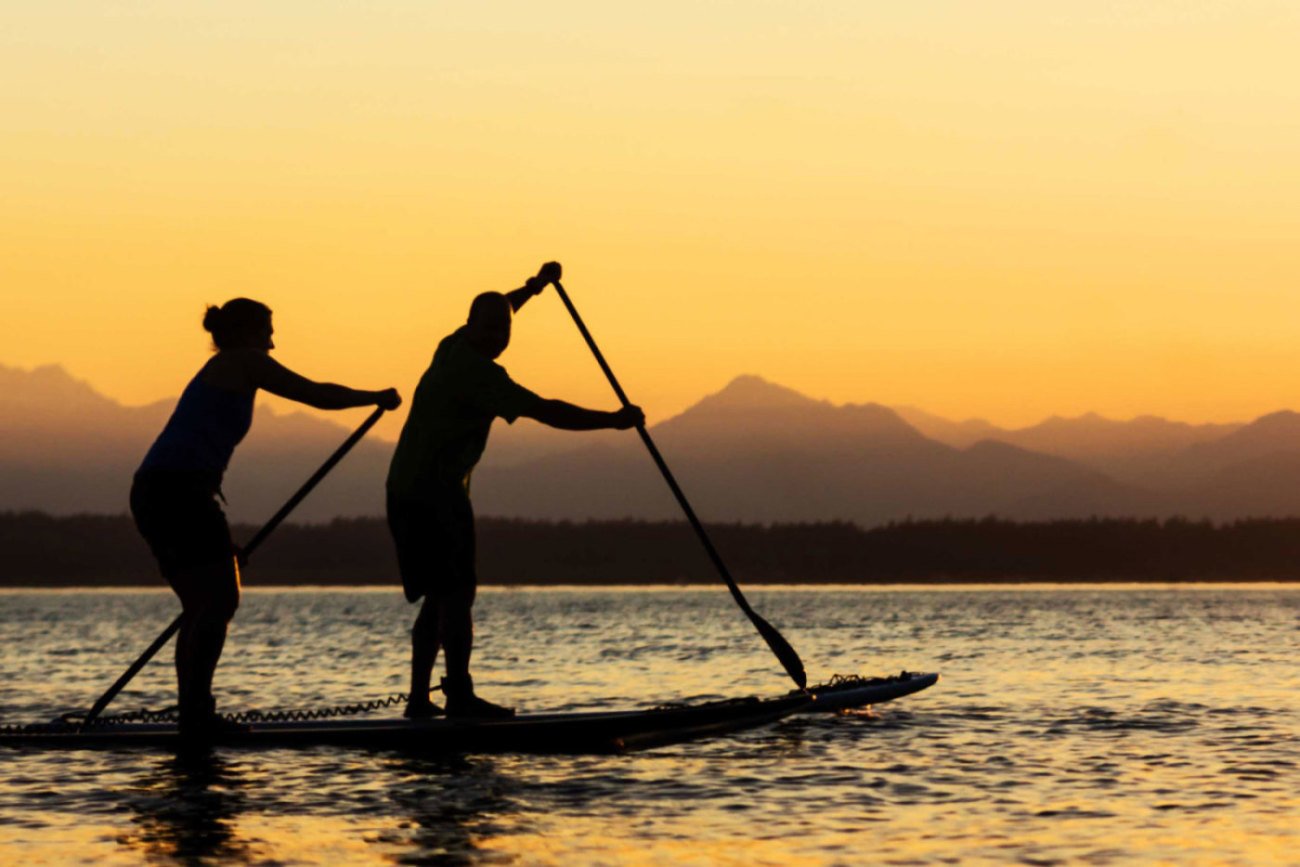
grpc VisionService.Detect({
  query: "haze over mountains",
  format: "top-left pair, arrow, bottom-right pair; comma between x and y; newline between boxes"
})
5,363 -> 1300,524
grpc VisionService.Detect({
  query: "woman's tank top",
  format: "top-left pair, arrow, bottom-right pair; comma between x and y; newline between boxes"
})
137,363 -> 255,489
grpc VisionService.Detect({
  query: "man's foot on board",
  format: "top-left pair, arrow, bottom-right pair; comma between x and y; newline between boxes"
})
445,692 -> 515,719
403,698 -> 445,720
441,676 -> 515,719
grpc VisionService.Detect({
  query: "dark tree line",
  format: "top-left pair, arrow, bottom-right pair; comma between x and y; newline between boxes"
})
2,510 -> 1299,587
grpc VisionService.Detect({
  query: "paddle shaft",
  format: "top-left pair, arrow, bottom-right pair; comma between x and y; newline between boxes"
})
79,406 -> 387,728
239,406 -> 386,559
551,281 -> 806,689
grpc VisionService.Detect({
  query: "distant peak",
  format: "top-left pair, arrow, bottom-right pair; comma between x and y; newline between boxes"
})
0,362 -> 107,401
1,361 -> 72,379
1247,410 -> 1300,429
701,375 -> 821,409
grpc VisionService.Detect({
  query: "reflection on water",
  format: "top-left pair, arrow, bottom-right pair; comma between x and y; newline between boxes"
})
1,585 -> 1298,864
380,754 -> 523,865
119,751 -> 256,864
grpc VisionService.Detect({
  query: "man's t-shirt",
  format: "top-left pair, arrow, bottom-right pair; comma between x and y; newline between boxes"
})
387,327 -> 543,500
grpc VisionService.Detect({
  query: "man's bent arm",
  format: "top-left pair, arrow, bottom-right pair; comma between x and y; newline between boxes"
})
505,279 -> 545,313
506,261 -> 563,312
523,399 -> 643,431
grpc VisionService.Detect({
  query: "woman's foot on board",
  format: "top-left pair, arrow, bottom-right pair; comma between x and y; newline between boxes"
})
441,676 -> 515,719
177,698 -> 250,740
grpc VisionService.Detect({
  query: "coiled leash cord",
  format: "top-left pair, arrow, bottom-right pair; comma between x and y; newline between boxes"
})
2,686 -> 441,734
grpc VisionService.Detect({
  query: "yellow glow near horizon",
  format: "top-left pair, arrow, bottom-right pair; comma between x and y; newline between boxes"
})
5,1 -> 1300,434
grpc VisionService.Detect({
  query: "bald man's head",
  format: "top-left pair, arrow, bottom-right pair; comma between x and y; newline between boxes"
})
465,292 -> 513,359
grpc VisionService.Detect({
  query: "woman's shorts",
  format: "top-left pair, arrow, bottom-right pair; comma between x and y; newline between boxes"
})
386,488 -> 477,605
130,472 -> 236,593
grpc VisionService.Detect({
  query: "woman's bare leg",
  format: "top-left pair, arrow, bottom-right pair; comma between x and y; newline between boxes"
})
171,556 -> 240,719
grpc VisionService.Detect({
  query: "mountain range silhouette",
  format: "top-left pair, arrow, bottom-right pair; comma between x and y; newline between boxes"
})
5,363 -> 1300,524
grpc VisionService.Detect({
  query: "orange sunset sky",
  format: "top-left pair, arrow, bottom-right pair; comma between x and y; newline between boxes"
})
5,1 -> 1300,437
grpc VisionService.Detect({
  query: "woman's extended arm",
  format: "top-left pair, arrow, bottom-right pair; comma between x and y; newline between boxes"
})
247,353 -> 400,410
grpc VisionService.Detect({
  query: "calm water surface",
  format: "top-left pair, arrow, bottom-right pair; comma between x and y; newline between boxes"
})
1,585 -> 1297,865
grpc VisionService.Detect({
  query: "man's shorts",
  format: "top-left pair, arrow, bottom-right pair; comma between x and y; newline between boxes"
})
386,487 -> 477,605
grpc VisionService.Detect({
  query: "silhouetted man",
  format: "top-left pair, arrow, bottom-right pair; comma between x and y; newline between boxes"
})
387,261 -> 643,718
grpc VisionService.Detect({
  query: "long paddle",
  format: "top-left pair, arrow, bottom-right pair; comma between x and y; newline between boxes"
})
551,281 -> 807,690
79,406 -> 387,729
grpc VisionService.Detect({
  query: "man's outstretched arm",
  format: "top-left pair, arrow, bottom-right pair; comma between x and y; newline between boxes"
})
506,261 -> 563,312
522,399 -> 644,432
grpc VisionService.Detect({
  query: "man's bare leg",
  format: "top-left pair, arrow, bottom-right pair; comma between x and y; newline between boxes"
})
439,598 -> 513,718
406,597 -> 443,717
439,598 -> 473,685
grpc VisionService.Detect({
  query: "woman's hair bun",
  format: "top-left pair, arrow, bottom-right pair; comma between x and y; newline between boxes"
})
202,305 -> 224,334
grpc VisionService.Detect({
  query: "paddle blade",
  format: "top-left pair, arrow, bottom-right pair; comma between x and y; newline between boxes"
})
753,612 -> 807,690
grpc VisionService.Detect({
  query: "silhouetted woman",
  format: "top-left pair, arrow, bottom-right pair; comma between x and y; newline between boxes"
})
131,298 -> 400,734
